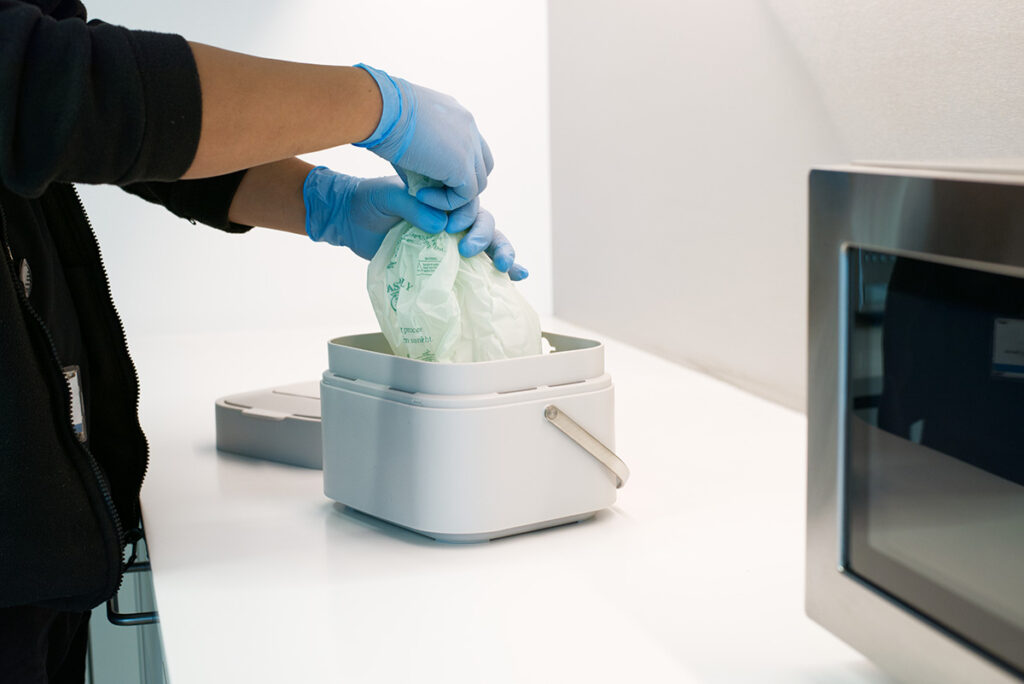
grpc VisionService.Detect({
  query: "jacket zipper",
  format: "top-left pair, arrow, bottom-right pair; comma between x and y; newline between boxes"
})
66,185 -> 150,499
0,194 -> 129,596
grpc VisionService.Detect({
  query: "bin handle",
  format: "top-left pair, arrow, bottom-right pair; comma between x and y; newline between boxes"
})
544,405 -> 629,488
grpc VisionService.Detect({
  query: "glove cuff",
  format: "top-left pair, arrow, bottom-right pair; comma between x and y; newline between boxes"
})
352,64 -> 402,149
304,165 -> 357,247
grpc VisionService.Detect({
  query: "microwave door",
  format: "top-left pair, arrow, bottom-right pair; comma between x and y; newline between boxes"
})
844,247 -> 1024,675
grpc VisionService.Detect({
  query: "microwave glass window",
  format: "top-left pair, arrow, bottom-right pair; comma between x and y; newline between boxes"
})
844,247 -> 1024,676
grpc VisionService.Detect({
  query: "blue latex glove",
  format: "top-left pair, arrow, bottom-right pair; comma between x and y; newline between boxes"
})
304,166 -> 446,260
304,166 -> 527,280
353,64 -> 493,212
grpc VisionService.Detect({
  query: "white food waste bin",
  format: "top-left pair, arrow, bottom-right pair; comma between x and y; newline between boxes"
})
320,331 -> 629,542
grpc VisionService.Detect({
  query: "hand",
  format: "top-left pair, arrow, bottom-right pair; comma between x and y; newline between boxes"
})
447,201 -> 529,281
353,64 -> 493,212
303,166 -> 446,260
303,167 -> 527,279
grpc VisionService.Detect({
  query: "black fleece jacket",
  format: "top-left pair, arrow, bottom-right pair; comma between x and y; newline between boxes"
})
0,0 -> 251,610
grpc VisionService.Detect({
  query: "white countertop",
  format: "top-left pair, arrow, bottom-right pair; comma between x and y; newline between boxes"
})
132,318 -> 892,683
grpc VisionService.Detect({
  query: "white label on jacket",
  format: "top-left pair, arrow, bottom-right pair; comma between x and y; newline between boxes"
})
992,318 -> 1024,379
63,365 -> 87,443
19,258 -> 32,298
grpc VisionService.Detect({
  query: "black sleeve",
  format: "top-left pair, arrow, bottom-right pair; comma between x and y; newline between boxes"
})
120,172 -> 254,234
0,1 -> 202,197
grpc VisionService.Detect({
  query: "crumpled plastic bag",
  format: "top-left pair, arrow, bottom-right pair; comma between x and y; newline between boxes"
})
367,177 -> 541,363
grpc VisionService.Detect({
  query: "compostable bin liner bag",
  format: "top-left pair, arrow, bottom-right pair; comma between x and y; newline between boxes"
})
367,176 -> 542,363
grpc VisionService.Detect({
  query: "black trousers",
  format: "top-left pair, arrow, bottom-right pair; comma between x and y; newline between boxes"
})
0,606 -> 89,684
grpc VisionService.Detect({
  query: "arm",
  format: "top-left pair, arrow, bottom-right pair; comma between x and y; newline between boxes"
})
187,49 -> 493,210
183,44 -> 380,180
225,158 -> 312,235
117,157 -> 310,235
0,5 -> 487,211
118,158 -> 312,236
0,14 -> 377,191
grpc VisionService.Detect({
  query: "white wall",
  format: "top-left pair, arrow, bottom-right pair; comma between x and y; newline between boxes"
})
78,0 -> 550,340
548,0 -> 1024,411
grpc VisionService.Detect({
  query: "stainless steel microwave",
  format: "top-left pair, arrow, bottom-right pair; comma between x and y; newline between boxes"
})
807,162 -> 1024,683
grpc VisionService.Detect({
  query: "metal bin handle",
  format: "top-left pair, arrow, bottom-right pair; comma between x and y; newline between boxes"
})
543,405 -> 630,488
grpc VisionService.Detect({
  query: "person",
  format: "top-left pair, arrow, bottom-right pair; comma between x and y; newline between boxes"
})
0,1 -> 526,681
